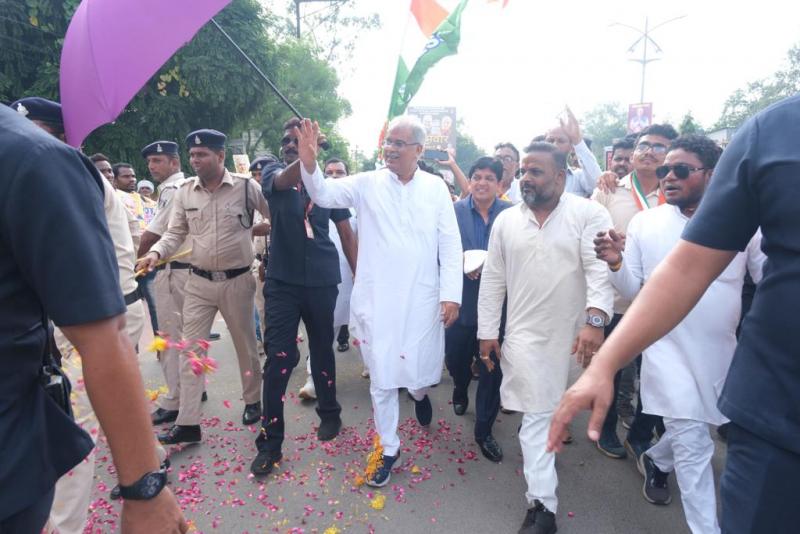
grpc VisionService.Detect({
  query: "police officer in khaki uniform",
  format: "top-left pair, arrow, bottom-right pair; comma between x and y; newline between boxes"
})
138,129 -> 270,445
137,140 -> 193,425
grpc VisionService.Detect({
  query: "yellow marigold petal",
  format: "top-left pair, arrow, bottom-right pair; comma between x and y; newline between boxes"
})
370,494 -> 386,510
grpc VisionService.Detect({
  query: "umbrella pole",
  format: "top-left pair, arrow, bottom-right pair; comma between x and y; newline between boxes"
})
210,18 -> 302,119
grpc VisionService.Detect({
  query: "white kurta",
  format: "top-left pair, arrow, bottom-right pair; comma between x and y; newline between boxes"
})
611,204 -> 765,425
300,165 -> 463,390
477,195 -> 614,413
329,209 -> 356,328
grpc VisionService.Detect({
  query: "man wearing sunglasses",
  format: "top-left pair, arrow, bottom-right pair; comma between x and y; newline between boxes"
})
590,124 -> 678,462
589,135 -> 765,533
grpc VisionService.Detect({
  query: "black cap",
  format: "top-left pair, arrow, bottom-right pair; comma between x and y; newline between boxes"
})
141,140 -> 179,158
10,97 -> 63,125
185,129 -> 226,150
249,155 -> 279,172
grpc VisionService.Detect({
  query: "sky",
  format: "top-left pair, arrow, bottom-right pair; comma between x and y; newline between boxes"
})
283,0 -> 800,155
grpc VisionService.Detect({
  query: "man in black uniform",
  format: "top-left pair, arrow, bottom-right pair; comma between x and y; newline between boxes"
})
0,104 -> 185,533
251,118 -> 357,476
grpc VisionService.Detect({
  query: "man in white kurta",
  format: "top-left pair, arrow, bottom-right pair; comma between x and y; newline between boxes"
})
596,135 -> 765,533
294,117 -> 462,487
478,142 -> 613,533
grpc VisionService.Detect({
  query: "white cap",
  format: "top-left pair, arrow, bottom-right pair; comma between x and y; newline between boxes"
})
136,180 -> 155,192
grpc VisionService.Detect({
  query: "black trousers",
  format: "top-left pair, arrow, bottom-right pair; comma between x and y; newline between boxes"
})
721,424 -> 800,533
0,487 -> 54,534
444,323 -> 502,442
257,279 -> 342,454
600,314 -> 664,444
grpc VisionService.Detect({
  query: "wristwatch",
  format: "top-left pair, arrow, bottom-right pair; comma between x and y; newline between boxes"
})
586,314 -> 606,328
118,467 -> 167,500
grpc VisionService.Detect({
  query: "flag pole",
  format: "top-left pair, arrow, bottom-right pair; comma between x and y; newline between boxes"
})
210,18 -> 302,119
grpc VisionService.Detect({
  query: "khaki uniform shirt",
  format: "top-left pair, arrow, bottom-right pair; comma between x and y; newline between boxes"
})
152,170 -> 269,271
102,180 -> 138,295
591,172 -> 662,314
147,172 -> 191,256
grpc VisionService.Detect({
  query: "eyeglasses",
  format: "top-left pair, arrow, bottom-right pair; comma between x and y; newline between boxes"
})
656,164 -> 707,180
280,136 -> 298,146
635,141 -> 668,154
496,155 -> 517,164
382,139 -> 421,149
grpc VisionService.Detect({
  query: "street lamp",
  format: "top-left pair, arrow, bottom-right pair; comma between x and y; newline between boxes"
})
611,15 -> 686,103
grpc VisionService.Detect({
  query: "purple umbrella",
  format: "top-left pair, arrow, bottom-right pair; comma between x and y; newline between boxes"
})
60,0 -> 231,147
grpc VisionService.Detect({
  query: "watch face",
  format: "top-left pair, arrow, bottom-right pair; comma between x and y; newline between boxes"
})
142,474 -> 161,498
589,315 -> 604,327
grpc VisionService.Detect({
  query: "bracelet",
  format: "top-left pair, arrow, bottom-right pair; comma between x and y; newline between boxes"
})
609,259 -> 623,272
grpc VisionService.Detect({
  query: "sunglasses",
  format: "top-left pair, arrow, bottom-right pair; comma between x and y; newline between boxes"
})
635,141 -> 668,154
656,164 -> 707,180
280,136 -> 298,146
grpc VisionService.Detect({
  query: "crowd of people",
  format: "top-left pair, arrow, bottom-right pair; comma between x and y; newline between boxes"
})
1,91 -> 796,534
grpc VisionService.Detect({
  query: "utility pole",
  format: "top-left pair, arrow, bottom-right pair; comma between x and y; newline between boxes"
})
611,16 -> 686,103
294,0 -> 345,38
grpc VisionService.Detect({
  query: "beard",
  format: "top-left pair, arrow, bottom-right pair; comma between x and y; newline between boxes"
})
522,188 -> 537,209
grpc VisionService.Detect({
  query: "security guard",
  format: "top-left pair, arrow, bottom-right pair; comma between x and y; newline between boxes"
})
137,140 -> 193,425
138,129 -> 270,445
249,155 -> 277,360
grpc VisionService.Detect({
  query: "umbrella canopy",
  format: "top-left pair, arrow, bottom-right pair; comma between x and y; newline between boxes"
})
60,0 -> 231,147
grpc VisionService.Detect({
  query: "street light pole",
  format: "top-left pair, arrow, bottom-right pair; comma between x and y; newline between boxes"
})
611,15 -> 686,103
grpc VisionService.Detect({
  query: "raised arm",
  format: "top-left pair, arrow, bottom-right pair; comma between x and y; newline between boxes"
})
296,119 -> 360,209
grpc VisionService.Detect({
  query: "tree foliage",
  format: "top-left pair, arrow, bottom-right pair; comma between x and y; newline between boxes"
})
678,112 -> 703,135
0,0 -> 352,177
581,102 -> 628,166
715,43 -> 800,129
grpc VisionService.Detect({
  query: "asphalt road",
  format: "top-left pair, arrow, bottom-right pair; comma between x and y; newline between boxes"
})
85,316 -> 726,533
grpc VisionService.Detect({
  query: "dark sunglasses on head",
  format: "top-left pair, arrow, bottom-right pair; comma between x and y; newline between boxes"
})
656,163 -> 707,180
635,141 -> 668,154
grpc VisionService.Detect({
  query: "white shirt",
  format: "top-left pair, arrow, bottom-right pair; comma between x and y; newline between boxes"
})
611,204 -> 765,424
300,164 -> 463,390
329,208 -> 356,328
565,140 -> 602,198
101,179 -> 138,295
478,194 -> 614,412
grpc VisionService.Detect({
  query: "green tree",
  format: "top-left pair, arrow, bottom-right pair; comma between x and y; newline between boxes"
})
715,43 -> 800,129
581,102 -> 628,166
454,126 -> 487,173
678,112 -> 703,135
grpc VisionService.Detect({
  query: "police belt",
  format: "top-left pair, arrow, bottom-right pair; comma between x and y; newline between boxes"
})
190,265 -> 250,282
155,261 -> 191,272
124,287 -> 143,306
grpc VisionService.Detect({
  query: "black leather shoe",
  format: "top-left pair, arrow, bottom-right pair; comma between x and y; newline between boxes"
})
414,395 -> 432,426
317,416 -> 342,441
337,341 -> 349,352
158,424 -> 201,445
151,407 -> 178,425
478,434 -> 503,463
209,332 -> 221,341
201,391 -> 208,403
250,450 -> 282,476
242,402 -> 261,426
518,500 -> 557,534
452,389 -> 468,416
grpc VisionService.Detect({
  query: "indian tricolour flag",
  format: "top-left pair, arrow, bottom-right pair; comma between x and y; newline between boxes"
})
386,0 -> 471,120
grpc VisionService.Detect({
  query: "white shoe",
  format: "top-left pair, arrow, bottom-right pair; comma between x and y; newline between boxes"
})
361,367 -> 370,379
298,376 -> 316,400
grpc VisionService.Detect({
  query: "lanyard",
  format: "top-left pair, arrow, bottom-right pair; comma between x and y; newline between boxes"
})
298,182 -> 315,239
630,171 -> 665,211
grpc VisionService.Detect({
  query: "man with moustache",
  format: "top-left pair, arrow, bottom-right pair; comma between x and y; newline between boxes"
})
138,129 -> 269,445
591,135 -> 764,531
250,119 -> 357,476
590,124 -> 678,459
137,141 -> 194,426
543,108 -> 603,198
478,142 -> 613,533
494,142 -> 521,203
90,153 -> 114,183
294,116 -> 462,488
447,156 -> 511,463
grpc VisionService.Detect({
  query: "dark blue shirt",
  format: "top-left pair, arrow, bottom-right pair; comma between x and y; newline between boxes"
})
0,106 -> 126,519
683,94 -> 800,454
453,195 -> 512,326
262,161 -> 351,287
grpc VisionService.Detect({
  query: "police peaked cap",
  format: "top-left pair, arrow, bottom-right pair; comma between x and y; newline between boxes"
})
249,155 -> 279,172
141,140 -> 179,158
10,96 -> 63,125
186,129 -> 226,150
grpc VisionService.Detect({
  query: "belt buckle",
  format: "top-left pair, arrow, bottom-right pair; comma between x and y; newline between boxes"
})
211,271 -> 226,282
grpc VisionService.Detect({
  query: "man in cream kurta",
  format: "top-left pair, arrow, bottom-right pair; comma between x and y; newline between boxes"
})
596,135 -> 765,533
294,117 -> 462,487
478,142 -> 613,533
